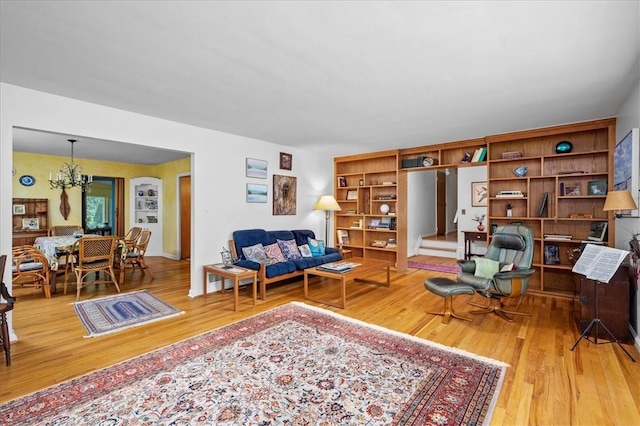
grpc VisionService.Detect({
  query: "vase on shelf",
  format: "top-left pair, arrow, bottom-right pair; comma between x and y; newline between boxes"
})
477,223 -> 485,231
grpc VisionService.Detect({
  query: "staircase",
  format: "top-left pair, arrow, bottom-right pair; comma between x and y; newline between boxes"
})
416,235 -> 459,259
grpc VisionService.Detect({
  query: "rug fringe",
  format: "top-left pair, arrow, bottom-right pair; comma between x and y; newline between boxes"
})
289,301 -> 510,369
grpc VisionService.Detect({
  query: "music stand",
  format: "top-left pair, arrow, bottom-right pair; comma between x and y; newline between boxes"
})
570,279 -> 635,362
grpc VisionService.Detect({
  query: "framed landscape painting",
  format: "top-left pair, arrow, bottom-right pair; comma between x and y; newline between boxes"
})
246,184 -> 268,203
246,158 -> 268,179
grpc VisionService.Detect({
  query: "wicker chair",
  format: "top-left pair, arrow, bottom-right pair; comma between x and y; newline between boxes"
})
122,227 -> 143,252
1,254 -> 17,366
65,236 -> 120,300
49,225 -> 84,236
121,230 -> 154,281
11,245 -> 51,299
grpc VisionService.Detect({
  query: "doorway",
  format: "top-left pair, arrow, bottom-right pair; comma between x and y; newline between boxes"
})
82,177 -> 125,236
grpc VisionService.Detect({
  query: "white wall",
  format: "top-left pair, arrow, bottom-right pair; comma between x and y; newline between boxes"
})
407,170 -> 435,254
0,83 -> 334,337
457,165 -> 488,258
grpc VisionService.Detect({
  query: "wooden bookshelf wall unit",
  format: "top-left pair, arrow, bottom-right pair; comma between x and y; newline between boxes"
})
334,150 -> 406,270
12,198 -> 49,246
399,138 -> 487,170
485,118 -> 616,300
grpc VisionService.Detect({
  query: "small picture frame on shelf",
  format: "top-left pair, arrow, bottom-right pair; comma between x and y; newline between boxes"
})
12,204 -> 25,215
338,176 -> 347,187
544,244 -> 560,265
588,180 -> 607,196
564,184 -> 580,196
22,218 -> 39,230
346,189 -> 358,200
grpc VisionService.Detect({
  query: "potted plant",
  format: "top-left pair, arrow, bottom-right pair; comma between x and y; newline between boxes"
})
472,213 -> 486,231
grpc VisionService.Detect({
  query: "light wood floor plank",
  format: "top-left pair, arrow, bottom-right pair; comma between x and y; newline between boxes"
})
1,256 -> 639,425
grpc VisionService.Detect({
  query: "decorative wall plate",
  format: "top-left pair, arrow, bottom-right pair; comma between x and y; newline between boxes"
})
19,175 -> 35,186
380,203 -> 390,214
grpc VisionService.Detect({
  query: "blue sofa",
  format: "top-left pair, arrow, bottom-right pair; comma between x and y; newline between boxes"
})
231,229 -> 342,299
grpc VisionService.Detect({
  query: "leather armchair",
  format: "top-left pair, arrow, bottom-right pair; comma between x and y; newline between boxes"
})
457,223 -> 535,322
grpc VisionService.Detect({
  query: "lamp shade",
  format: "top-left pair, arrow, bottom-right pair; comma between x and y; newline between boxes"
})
603,190 -> 638,211
314,195 -> 341,211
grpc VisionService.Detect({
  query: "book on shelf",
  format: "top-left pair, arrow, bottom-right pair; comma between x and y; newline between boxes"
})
543,234 -> 572,240
471,148 -> 482,162
477,147 -> 487,162
496,190 -> 525,198
501,151 -> 522,159
350,219 -> 363,229
587,221 -> 608,242
538,192 -> 548,217
572,244 -> 628,283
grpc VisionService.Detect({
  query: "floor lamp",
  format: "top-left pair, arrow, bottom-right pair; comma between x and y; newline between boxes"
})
314,195 -> 341,244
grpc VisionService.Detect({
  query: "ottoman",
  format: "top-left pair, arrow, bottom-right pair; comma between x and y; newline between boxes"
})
424,277 -> 475,324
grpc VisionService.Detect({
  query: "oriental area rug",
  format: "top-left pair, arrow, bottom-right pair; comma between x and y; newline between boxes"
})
73,290 -> 184,338
407,259 -> 462,275
2,302 -> 507,425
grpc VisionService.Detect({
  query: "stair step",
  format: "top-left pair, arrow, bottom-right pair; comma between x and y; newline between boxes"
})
420,244 -> 456,252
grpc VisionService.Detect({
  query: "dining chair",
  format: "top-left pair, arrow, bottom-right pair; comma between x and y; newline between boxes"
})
49,225 -> 84,236
11,245 -> 51,299
65,236 -> 120,300
121,230 -> 154,280
1,254 -> 17,366
122,227 -> 143,252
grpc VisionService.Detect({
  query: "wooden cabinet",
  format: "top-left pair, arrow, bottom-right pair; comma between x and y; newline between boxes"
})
12,198 -> 49,246
130,177 -> 163,256
334,150 -> 405,269
575,263 -> 631,342
399,138 -> 487,171
485,118 -> 616,299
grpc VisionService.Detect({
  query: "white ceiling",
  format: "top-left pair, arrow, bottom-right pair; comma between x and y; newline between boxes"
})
1,1 -> 639,162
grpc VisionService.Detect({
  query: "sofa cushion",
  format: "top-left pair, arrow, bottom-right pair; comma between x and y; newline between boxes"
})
291,229 -> 317,246
307,237 -> 326,256
265,261 -> 296,278
242,243 -> 269,264
266,230 -> 296,245
233,229 -> 269,260
298,244 -> 312,258
264,242 -> 286,263
278,239 -> 302,260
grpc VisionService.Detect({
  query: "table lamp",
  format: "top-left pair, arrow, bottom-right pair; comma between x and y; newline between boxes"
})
603,190 -> 638,218
314,195 -> 341,244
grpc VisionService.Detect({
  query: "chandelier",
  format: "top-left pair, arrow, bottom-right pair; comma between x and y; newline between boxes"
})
49,139 -> 93,192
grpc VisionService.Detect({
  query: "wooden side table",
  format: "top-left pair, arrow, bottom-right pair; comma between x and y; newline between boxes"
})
463,231 -> 487,260
203,264 -> 257,311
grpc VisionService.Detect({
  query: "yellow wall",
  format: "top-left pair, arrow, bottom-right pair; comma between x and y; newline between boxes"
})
13,152 -> 190,256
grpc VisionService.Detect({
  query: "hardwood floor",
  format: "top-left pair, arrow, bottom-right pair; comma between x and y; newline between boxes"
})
2,257 -> 640,424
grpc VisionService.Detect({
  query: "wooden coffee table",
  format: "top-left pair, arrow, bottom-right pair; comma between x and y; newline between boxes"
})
303,257 -> 391,309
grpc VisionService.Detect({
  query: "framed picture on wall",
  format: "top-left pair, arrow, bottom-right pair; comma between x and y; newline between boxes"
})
279,152 -> 292,170
246,158 -> 268,179
471,181 -> 487,206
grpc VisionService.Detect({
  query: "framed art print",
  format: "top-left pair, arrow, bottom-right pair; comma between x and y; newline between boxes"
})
13,204 -> 25,215
246,158 -> 268,179
22,218 -> 39,230
471,181 -> 487,206
246,183 -> 268,203
279,152 -> 292,170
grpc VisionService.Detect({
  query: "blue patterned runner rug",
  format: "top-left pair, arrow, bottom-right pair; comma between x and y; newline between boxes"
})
3,302 -> 507,424
73,290 -> 184,338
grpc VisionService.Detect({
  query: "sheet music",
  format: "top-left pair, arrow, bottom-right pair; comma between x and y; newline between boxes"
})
572,244 -> 628,283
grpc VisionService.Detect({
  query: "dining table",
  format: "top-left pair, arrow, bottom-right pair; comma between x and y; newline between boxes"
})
34,235 -> 125,294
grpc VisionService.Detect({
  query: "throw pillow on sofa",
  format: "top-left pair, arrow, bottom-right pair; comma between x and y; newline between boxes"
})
242,243 -> 269,263
298,244 -> 313,258
278,239 -> 303,260
264,242 -> 287,263
307,237 -> 326,257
